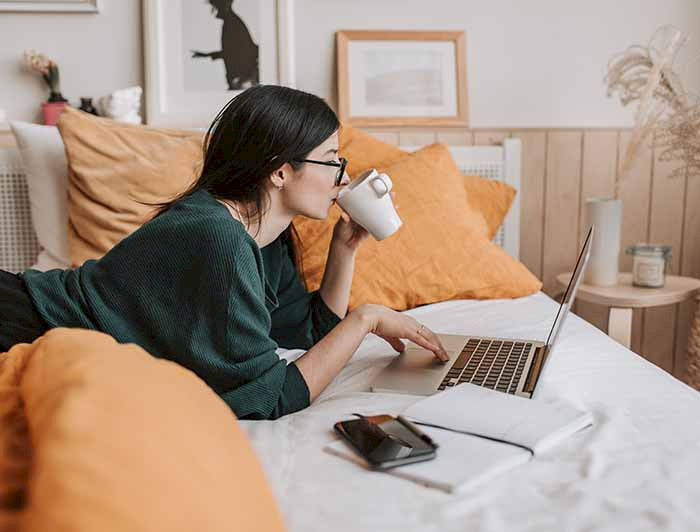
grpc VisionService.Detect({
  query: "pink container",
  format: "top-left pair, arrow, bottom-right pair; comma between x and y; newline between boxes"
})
42,101 -> 68,126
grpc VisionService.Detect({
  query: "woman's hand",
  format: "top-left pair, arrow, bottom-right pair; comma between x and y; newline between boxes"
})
331,208 -> 370,253
354,303 -> 449,362
331,191 -> 399,253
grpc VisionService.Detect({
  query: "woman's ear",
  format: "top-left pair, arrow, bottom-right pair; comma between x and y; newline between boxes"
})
270,162 -> 293,190
270,171 -> 284,190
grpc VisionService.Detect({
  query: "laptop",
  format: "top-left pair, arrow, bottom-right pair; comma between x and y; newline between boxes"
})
370,226 -> 594,399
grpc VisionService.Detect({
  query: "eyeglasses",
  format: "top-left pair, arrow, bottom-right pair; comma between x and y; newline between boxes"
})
293,156 -> 348,186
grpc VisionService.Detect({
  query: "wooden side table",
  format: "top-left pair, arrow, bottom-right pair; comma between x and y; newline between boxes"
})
555,273 -> 700,350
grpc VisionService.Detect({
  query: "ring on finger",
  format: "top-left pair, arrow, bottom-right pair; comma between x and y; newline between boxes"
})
417,323 -> 426,335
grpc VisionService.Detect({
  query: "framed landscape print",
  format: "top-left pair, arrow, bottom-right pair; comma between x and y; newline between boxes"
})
143,0 -> 296,128
336,30 -> 468,127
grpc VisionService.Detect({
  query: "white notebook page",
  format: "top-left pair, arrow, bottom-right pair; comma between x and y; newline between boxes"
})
403,383 -> 594,454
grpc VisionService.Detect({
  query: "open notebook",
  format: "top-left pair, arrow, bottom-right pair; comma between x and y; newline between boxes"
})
324,383 -> 594,493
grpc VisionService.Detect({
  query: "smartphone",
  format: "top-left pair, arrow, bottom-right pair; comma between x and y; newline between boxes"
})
334,414 -> 438,470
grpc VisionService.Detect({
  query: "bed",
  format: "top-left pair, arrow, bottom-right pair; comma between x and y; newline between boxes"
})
3,138 -> 699,531
239,141 -> 700,531
246,292 -> 700,532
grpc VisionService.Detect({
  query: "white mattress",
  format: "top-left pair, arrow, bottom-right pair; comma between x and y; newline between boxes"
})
240,292 -> 700,532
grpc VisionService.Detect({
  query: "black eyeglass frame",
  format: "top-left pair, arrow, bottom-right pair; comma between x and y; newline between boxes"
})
293,156 -> 348,186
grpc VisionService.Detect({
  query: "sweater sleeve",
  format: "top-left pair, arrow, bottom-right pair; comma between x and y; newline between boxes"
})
268,239 -> 342,350
221,245 -> 310,420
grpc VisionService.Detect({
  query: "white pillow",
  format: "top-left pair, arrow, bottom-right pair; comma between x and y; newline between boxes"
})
9,121 -> 71,271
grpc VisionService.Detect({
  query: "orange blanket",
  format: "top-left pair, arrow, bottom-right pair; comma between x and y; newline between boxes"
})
0,329 -> 285,532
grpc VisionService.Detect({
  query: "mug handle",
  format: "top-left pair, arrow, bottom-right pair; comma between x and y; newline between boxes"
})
370,173 -> 393,197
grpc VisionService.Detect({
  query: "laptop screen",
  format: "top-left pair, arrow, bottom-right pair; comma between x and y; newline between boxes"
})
543,226 -> 594,349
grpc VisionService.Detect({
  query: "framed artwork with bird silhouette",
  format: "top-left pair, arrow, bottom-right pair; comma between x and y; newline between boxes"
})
144,0 -> 295,128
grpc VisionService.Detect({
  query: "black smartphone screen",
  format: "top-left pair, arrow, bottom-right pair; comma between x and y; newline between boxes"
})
334,416 -> 436,469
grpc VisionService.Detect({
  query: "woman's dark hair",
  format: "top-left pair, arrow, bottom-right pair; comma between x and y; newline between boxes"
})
151,84 -> 340,286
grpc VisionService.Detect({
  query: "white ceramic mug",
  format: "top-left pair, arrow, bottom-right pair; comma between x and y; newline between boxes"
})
336,168 -> 402,240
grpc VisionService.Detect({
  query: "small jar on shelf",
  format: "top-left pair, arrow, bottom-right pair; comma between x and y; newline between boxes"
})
625,244 -> 672,288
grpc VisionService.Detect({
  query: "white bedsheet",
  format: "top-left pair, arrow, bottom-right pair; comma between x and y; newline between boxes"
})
240,292 -> 700,532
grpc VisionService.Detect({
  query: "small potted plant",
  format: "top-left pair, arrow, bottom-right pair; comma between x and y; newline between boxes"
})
23,49 -> 69,125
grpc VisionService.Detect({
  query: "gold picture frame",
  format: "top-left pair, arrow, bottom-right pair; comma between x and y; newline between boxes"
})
336,30 -> 468,127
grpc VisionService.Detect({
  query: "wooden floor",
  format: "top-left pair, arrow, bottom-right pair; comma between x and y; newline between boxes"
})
362,127 -> 699,383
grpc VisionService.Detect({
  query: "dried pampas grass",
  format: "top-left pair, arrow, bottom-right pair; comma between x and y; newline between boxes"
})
605,25 -> 698,196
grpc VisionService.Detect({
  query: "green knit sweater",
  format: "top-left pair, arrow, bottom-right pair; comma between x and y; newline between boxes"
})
23,189 -> 342,420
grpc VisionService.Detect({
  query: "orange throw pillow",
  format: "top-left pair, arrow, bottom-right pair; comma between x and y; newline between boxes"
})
463,175 -> 516,240
339,126 -> 515,239
338,124 -> 406,177
293,143 -> 541,311
56,107 -> 204,266
2,328 -> 286,532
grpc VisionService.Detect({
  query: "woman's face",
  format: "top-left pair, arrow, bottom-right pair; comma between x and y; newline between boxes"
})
281,131 -> 349,219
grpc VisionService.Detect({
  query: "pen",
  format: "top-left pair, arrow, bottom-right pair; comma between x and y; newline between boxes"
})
397,415 -> 439,449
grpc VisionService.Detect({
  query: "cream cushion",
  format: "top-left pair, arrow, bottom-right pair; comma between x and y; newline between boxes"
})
9,121 -> 71,270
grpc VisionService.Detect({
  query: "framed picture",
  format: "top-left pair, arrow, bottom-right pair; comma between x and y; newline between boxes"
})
143,0 -> 296,129
0,0 -> 99,11
336,30 -> 468,127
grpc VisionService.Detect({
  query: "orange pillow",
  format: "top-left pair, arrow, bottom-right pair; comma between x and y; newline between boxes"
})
56,107 -> 204,266
293,144 -> 541,311
463,176 -> 516,240
339,126 -> 515,240
338,124 -> 406,177
1,328 -> 286,532
374,143 -> 517,240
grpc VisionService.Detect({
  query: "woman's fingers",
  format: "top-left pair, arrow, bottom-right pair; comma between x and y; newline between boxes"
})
369,306 -> 448,362
425,328 -> 448,355
380,330 -> 447,362
381,336 -> 406,352
410,329 -> 449,362
414,322 -> 449,362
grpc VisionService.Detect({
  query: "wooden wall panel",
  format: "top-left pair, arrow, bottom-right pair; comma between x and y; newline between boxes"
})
397,130 -> 437,147
617,132 -> 653,273
542,131 -> 583,295
436,130 -> 474,145
364,129 -> 400,146
576,131 -> 619,332
473,131 -> 509,146
579,131 -> 619,246
511,131 -> 546,280
617,132 -> 654,353
642,149 -> 687,373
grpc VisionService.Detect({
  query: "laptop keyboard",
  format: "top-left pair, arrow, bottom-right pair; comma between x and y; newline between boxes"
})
438,339 -> 533,394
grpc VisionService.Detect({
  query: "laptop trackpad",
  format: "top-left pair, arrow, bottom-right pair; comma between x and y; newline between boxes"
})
370,334 -> 467,396
395,347 -> 449,370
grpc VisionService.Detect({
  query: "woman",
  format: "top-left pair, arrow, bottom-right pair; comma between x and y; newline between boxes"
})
0,85 -> 448,419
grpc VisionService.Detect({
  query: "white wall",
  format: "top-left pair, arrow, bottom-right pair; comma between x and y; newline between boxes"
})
0,0 -> 142,124
1,0 -> 698,127
294,0 -> 700,127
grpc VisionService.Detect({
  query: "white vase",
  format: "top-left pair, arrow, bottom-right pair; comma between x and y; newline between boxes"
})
584,198 -> 622,286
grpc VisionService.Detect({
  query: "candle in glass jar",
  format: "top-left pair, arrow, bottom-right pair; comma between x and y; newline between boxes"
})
625,244 -> 672,288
